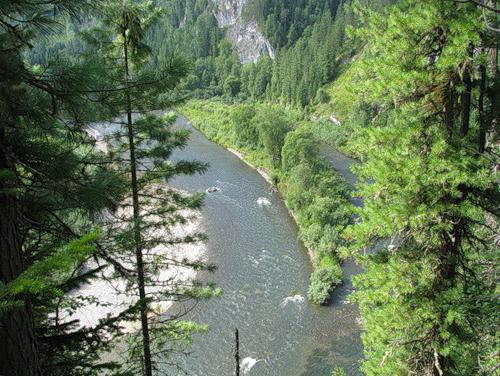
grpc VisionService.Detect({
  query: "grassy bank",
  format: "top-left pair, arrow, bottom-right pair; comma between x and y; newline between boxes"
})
179,100 -> 352,304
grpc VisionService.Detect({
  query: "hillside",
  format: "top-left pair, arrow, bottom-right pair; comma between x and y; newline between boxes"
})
2,1 -> 498,376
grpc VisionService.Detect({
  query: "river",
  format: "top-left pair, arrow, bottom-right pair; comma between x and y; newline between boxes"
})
166,116 -> 363,375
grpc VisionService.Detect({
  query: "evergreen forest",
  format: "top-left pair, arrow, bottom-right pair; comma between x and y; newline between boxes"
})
1,0 -> 498,375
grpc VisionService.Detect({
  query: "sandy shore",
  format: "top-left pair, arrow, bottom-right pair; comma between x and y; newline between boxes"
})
69,126 -> 206,331
68,195 -> 205,333
227,148 -> 272,184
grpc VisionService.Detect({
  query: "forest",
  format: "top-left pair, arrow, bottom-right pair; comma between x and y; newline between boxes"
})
1,0 -> 498,375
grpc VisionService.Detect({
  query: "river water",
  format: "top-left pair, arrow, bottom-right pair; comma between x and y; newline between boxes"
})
166,116 -> 363,375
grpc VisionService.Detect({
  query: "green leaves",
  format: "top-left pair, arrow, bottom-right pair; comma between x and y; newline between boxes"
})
255,108 -> 291,168
7,231 -> 100,297
341,1 -> 500,374
308,264 -> 342,305
281,128 -> 320,172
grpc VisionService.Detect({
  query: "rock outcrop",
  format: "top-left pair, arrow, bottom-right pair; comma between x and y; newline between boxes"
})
213,0 -> 274,64
226,20 -> 275,63
214,0 -> 247,27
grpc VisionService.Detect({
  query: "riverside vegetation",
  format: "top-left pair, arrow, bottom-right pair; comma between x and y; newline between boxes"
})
180,100 -> 353,305
1,0 -> 498,375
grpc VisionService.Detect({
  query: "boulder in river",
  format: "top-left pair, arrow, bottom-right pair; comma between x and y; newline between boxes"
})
280,294 -> 305,307
206,186 -> 220,193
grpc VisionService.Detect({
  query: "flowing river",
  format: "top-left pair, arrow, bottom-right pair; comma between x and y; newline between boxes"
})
166,116 -> 363,375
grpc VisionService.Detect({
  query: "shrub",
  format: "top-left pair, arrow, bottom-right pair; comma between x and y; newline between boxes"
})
299,223 -> 323,250
317,226 -> 344,255
281,127 -> 320,173
270,172 -> 280,186
319,253 -> 337,269
317,87 -> 331,104
255,108 -> 290,168
302,196 -> 351,229
314,168 -> 350,198
308,264 -> 342,305
223,75 -> 241,97
331,368 -> 346,376
284,163 -> 316,211
230,104 -> 258,148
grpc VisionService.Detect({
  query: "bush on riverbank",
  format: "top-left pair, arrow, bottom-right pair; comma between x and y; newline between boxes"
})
179,100 -> 352,304
308,264 -> 342,305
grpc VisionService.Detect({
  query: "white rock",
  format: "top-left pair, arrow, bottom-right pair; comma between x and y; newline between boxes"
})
213,0 -> 274,63
241,357 -> 262,374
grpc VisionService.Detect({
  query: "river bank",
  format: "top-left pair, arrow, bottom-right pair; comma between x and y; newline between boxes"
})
169,115 -> 364,375
227,148 -> 272,183
178,100 -> 353,305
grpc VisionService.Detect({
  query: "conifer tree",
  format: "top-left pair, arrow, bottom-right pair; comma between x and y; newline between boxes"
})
81,1 -> 218,374
0,1 -> 132,375
346,1 -> 499,374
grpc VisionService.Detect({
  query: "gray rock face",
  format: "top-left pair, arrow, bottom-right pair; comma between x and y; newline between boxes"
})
214,0 -> 247,27
213,0 -> 274,64
226,20 -> 275,63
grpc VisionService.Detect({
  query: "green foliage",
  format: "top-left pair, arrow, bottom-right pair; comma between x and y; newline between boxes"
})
302,196 -> 350,229
182,100 -> 353,305
331,367 -> 346,376
84,4 -> 218,373
150,0 -> 399,106
26,0 -> 396,109
244,0 -> 342,49
8,231 -> 99,296
285,163 -> 317,211
11,1 -> 498,375
240,56 -> 273,100
339,0 -> 500,375
1,1 -> 132,374
231,103 -> 259,148
262,0 -> 399,108
267,13 -> 339,107
317,88 -> 331,104
308,264 -> 342,305
255,108 -> 291,168
1,0 -> 405,374
223,74 -> 241,97
281,128 -> 320,172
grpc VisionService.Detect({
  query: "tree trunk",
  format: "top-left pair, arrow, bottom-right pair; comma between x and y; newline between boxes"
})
488,43 -> 499,150
460,45 -> 473,137
444,75 -> 456,137
234,328 -> 240,376
478,63 -> 487,153
123,32 -> 153,376
0,128 -> 42,376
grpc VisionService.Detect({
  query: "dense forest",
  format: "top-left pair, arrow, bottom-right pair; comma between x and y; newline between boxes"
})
1,0 -> 498,375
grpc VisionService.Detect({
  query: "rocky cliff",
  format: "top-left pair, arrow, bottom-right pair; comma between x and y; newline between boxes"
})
213,0 -> 274,63
214,0 -> 247,27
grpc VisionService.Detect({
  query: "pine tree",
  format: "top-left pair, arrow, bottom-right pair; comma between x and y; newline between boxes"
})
1,1 -> 131,375
82,1 -> 218,373
346,1 -> 499,374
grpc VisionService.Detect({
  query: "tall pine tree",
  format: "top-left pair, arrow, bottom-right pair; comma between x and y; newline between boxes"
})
346,1 -> 499,374
81,1 -> 218,373
0,1 -> 131,375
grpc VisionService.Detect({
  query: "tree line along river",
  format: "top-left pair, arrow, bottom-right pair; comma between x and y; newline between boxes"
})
167,116 -> 363,376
